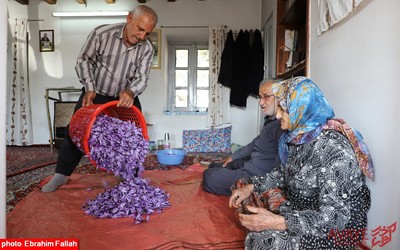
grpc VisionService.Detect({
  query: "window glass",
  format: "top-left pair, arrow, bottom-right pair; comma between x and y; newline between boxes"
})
175,70 -> 188,87
175,89 -> 188,108
176,49 -> 188,67
197,49 -> 209,67
167,43 -> 209,113
197,70 -> 209,88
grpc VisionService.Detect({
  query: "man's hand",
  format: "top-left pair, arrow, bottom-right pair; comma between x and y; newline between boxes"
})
82,91 -> 96,107
222,156 -> 233,167
238,206 -> 287,232
118,89 -> 135,108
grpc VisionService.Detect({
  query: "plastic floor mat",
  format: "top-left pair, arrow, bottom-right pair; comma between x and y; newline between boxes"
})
6,166 -> 245,249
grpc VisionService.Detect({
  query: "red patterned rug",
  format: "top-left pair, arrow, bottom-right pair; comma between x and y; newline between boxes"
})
6,146 -> 59,177
6,146 -> 104,213
6,158 -> 102,213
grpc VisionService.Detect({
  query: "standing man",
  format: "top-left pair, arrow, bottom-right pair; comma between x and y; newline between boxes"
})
42,5 -> 158,192
203,79 -> 283,196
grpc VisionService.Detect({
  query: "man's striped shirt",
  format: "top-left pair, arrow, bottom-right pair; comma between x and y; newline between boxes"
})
75,23 -> 154,98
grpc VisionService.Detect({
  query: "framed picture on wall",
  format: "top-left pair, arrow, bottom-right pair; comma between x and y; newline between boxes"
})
39,30 -> 54,52
149,29 -> 161,69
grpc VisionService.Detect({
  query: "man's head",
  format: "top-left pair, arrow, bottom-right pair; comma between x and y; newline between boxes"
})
257,79 -> 280,117
124,5 -> 158,47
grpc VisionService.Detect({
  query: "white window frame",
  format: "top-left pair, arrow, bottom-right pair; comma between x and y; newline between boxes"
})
167,43 -> 209,113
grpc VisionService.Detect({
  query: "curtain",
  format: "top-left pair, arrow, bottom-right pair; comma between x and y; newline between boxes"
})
206,25 -> 231,128
7,18 -> 33,146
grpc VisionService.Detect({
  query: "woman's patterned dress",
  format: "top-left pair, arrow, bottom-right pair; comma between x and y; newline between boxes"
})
248,130 -> 371,249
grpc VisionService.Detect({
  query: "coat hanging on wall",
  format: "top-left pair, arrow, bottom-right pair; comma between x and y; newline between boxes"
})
246,29 -> 264,97
218,28 -> 264,108
218,30 -> 234,88
229,29 -> 249,107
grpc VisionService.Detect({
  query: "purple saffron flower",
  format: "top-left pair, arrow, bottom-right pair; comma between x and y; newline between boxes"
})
83,178 -> 170,223
81,114 -> 170,223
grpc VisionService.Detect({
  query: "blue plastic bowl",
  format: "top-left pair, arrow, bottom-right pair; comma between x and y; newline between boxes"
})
156,149 -> 186,165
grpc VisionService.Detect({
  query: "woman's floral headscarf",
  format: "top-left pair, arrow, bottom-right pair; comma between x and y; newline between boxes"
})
273,77 -> 374,180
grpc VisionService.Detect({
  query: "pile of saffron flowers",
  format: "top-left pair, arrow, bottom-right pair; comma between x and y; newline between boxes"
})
80,114 -> 170,223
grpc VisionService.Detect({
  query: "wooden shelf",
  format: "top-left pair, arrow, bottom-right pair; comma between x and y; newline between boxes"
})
279,0 -> 307,27
276,60 -> 306,79
276,0 -> 308,79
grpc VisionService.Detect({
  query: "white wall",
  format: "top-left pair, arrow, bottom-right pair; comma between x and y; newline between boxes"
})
7,0 -> 263,148
309,0 -> 400,248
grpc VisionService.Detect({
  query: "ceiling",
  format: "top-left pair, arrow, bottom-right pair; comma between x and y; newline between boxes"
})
14,0 -> 206,5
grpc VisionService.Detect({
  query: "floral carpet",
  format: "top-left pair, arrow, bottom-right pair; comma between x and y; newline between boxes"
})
6,146 -> 103,213
6,146 -> 59,213
6,146 -> 59,177
6,157 -> 102,213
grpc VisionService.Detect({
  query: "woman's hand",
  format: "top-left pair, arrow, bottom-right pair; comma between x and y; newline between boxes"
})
238,206 -> 287,232
229,184 -> 254,208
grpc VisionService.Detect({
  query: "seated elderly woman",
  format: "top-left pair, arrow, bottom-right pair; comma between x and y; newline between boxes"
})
229,77 -> 374,249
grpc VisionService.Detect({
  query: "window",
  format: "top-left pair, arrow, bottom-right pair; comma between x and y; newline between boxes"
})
167,43 -> 209,113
